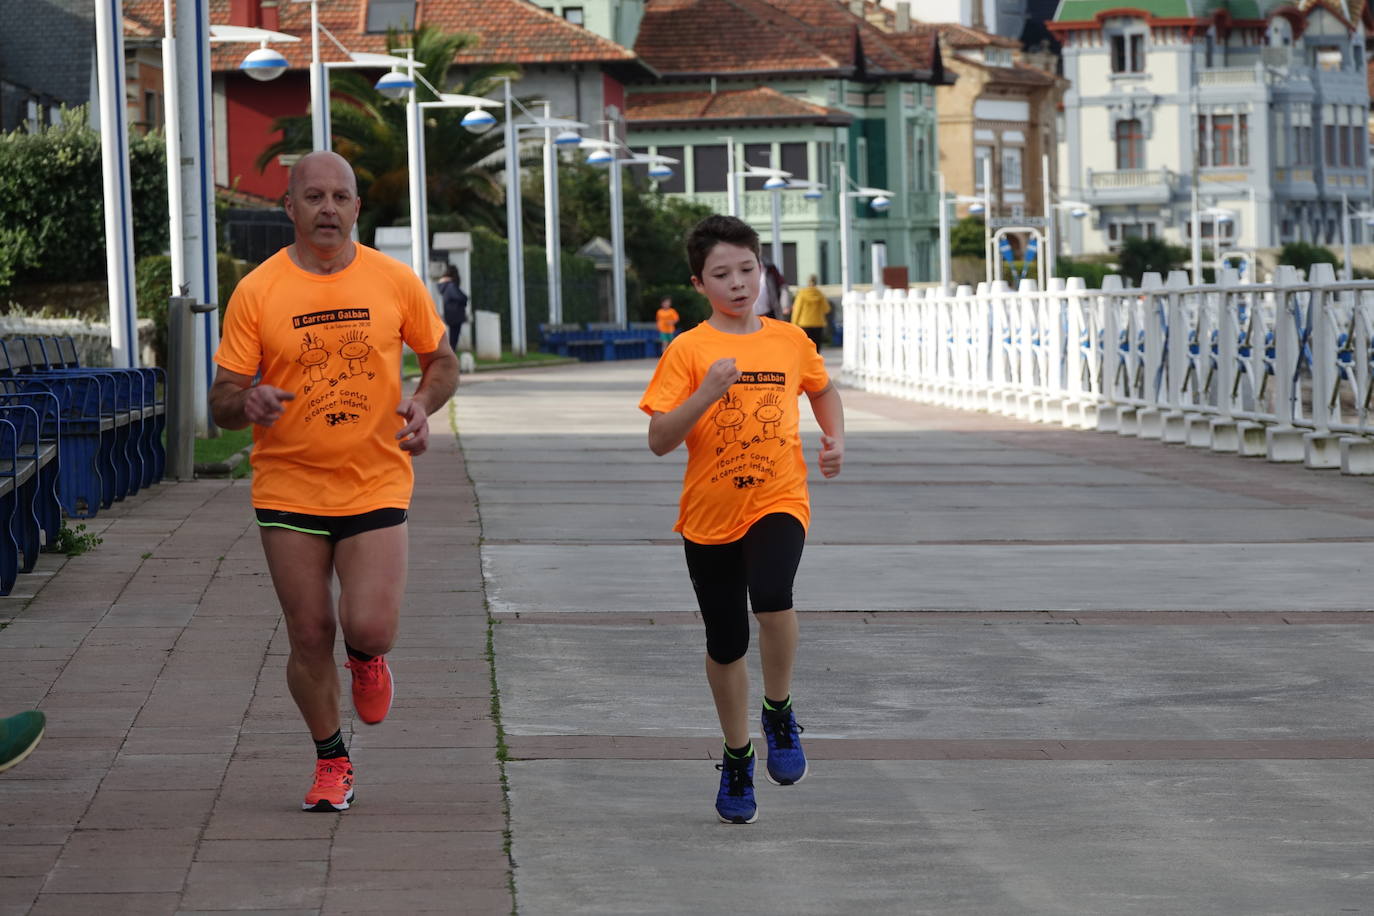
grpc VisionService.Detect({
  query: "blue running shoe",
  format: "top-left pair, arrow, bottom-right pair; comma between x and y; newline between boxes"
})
714,748 -> 758,824
761,703 -> 807,786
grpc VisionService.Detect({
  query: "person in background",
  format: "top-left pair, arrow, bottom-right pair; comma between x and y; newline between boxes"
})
438,264 -> 469,353
789,275 -> 831,351
656,296 -> 681,353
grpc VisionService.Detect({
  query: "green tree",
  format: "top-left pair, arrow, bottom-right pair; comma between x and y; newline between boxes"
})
1116,236 -> 1189,286
553,160 -> 712,319
0,107 -> 168,287
1277,241 -> 1341,277
949,216 -> 986,259
255,26 -> 519,243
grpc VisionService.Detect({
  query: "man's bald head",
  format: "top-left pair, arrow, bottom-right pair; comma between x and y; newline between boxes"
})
287,151 -> 358,199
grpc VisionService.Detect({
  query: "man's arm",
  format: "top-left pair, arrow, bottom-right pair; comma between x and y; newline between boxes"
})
806,382 -> 845,478
394,346 -> 460,456
209,366 -> 295,430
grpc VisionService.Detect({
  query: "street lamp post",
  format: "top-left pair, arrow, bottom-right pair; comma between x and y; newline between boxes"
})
741,166 -> 793,272
581,136 -> 678,325
834,160 -> 893,295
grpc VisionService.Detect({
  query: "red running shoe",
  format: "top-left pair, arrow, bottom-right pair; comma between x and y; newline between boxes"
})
345,655 -> 394,724
302,756 -> 354,812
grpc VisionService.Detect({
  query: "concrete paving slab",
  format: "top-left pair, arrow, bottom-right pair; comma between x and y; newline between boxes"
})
506,759 -> 1374,916
483,542 -> 1374,613
494,621 -> 1374,740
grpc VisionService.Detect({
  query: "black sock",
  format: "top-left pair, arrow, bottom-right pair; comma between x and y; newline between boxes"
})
344,643 -> 374,663
725,741 -> 753,759
763,695 -> 791,713
314,730 -> 348,760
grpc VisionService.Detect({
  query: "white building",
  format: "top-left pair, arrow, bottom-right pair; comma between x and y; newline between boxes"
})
1052,0 -> 1374,259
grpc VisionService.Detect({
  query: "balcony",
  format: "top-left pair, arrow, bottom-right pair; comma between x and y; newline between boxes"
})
1083,167 -> 1176,205
1198,67 -> 1258,87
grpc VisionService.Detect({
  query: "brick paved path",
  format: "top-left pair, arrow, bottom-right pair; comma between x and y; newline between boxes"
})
0,404 -> 511,915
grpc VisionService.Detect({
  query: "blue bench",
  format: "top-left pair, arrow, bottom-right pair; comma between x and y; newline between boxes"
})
0,337 -> 165,518
0,395 -> 61,594
539,323 -> 663,361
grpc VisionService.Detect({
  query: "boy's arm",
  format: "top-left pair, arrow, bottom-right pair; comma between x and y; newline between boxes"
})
648,357 -> 740,455
806,382 -> 845,478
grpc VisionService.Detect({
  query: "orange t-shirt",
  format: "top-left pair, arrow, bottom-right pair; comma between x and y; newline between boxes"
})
215,245 -> 448,515
656,306 -> 680,334
639,317 -> 830,544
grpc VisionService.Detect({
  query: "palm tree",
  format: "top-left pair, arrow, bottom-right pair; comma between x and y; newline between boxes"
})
256,26 -> 519,244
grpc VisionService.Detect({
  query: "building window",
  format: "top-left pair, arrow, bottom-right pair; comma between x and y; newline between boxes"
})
693,145 -> 727,193
1316,46 -> 1343,71
1002,147 -> 1022,190
780,142 -> 808,182
743,143 -> 772,191
974,145 -> 993,189
563,6 -> 584,25
1115,119 -> 1144,170
365,0 -> 414,32
1325,124 -> 1337,166
1200,114 -> 1248,167
656,145 -> 684,193
1111,33 -> 1145,73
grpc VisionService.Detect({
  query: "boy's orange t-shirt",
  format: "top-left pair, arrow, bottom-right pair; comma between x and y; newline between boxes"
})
639,317 -> 830,544
656,306 -> 680,334
215,245 -> 448,515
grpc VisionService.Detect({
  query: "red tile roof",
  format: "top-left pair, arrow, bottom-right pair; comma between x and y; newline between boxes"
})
123,0 -> 641,72
626,86 -> 853,126
635,0 -> 945,82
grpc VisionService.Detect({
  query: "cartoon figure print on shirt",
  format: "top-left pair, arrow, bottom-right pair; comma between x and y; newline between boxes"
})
709,370 -> 789,489
290,307 -> 377,429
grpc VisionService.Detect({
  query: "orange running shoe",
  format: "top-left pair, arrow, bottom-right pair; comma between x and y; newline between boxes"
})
345,655 -> 394,724
302,756 -> 354,812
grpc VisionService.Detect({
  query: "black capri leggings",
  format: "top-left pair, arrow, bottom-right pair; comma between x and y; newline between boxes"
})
682,513 -> 806,665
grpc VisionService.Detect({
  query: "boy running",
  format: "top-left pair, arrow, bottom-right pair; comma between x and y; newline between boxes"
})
639,215 -> 845,824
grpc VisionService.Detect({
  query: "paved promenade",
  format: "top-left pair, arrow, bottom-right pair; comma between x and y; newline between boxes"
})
4,355 -> 1374,914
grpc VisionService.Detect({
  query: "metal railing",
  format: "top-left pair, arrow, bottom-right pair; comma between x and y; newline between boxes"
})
839,263 -> 1374,472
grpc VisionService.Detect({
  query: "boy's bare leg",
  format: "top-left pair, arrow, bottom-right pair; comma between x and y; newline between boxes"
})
757,608 -> 798,703
261,529 -> 341,741
705,656 -> 751,749
334,523 -> 408,656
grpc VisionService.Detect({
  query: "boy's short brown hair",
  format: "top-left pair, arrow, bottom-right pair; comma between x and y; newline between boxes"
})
686,215 -> 761,280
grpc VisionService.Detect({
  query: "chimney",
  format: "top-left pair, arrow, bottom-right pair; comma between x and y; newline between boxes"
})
895,1 -> 911,32
970,0 -> 987,32
261,0 -> 279,31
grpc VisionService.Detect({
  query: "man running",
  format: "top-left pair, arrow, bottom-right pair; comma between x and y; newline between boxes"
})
209,151 -> 458,811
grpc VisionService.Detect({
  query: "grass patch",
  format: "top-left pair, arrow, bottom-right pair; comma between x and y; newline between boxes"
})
194,426 -> 253,465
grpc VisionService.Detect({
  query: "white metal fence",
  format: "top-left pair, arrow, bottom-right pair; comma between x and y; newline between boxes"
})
840,262 -> 1374,473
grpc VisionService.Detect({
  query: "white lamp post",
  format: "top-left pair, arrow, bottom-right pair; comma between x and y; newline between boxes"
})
834,161 -> 893,295
460,84 -> 585,352
742,166 -> 792,272
581,136 -> 678,325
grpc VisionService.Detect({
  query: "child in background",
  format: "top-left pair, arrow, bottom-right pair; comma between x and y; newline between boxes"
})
640,215 -> 845,824
656,296 -> 680,353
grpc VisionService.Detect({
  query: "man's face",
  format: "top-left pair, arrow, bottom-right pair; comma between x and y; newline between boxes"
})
284,156 -> 360,252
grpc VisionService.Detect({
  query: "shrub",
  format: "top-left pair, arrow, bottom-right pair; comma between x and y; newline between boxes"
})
1277,241 -> 1340,278
0,108 -> 168,287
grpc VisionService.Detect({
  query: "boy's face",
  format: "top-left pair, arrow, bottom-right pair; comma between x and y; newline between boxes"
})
691,242 -> 760,320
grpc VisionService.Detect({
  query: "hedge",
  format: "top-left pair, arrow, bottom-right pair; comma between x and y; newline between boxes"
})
0,108 -> 168,290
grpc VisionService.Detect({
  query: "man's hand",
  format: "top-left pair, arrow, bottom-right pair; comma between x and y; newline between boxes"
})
395,398 -> 430,455
702,357 -> 741,401
817,434 -> 844,478
243,385 -> 295,427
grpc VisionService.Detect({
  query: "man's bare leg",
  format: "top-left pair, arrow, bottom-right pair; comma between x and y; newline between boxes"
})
260,528 -> 339,741
335,522 -> 408,656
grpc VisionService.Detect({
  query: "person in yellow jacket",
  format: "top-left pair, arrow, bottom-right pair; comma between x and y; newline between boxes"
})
789,275 -> 830,350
